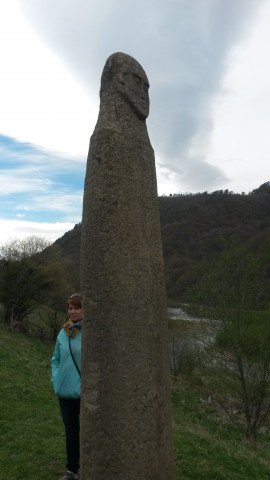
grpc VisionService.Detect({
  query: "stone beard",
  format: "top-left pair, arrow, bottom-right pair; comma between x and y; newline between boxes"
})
80,52 -> 174,480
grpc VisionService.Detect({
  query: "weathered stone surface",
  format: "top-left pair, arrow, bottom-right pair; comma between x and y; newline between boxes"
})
80,52 -> 174,479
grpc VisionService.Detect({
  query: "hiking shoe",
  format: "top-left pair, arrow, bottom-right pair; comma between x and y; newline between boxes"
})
58,471 -> 79,480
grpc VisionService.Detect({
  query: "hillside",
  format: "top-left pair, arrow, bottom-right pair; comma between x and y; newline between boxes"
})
1,323 -> 270,479
53,182 -> 270,302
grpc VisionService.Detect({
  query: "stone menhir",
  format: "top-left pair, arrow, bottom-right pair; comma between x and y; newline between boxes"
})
80,52 -> 174,480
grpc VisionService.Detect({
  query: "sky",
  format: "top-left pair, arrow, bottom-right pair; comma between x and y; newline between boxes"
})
1,0 -> 270,245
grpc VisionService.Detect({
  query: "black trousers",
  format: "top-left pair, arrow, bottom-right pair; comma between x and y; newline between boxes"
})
58,397 -> 80,474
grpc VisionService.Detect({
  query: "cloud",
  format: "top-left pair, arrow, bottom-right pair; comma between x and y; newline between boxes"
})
20,0 -> 265,193
0,219 -> 75,245
0,173 -> 51,196
0,135 -> 84,223
158,156 -> 228,193
0,3 -> 95,156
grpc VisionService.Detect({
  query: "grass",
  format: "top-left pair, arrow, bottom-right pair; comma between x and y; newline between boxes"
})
1,324 -> 270,479
172,387 -> 270,479
0,326 -> 65,480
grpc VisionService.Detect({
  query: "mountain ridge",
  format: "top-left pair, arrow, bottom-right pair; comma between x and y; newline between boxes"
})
53,182 -> 270,302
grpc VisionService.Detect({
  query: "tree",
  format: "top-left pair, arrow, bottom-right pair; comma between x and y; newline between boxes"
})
0,236 -> 74,329
200,246 -> 270,441
0,255 -> 52,326
0,236 -> 51,261
38,244 -> 76,339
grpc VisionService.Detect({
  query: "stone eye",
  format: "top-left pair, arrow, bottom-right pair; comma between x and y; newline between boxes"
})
133,74 -> 141,85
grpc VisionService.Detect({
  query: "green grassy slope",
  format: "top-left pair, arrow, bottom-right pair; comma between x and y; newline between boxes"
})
1,326 -> 270,479
0,327 -> 65,480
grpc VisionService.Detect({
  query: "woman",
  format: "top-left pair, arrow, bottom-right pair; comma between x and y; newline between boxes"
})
51,293 -> 82,480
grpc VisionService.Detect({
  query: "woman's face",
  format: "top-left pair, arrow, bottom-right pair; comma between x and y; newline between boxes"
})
68,303 -> 83,322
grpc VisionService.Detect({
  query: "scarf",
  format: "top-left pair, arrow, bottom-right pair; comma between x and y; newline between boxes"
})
63,319 -> 82,338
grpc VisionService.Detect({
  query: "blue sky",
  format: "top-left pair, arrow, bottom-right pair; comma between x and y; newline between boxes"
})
0,134 -> 85,242
1,0 -> 270,244
1,135 -> 84,223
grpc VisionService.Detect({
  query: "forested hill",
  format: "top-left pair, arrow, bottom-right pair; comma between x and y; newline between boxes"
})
54,182 -> 270,302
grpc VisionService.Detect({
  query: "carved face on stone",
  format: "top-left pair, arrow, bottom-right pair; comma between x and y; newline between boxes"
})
118,67 -> 150,119
100,53 -> 150,120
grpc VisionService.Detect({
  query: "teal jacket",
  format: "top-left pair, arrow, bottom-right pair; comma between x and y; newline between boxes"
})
51,328 -> 81,399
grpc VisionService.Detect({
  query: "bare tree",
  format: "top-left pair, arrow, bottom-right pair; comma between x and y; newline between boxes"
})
0,236 -> 51,261
201,246 -> 270,441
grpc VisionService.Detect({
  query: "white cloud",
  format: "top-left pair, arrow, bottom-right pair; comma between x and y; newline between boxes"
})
0,0 -> 270,242
0,219 -> 75,245
18,0 -> 267,194
3,0 -> 268,195
0,172 -> 52,195
14,192 -> 83,218
0,135 -> 84,229
0,1 -> 96,157
208,0 -> 270,193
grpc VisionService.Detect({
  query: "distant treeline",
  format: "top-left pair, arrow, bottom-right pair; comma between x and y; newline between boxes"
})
54,182 -> 270,305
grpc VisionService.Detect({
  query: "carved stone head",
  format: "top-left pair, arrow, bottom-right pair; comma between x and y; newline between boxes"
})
100,52 -> 150,120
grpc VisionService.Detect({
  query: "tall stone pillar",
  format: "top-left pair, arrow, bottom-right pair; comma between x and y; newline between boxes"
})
80,52 -> 174,480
